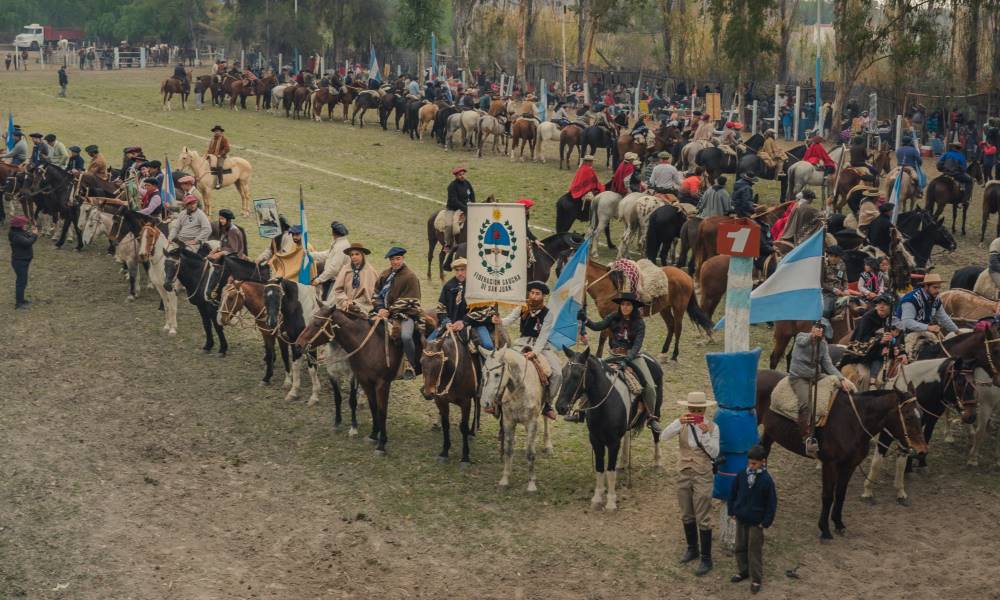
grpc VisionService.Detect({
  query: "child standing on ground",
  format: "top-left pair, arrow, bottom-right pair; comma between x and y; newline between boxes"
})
728,444 -> 777,595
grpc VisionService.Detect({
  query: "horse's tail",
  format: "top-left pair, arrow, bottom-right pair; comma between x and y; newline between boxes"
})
686,290 -> 715,334
785,166 -> 796,202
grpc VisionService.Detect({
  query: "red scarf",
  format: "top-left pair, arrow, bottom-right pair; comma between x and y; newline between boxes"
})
610,161 -> 635,195
568,164 -> 605,200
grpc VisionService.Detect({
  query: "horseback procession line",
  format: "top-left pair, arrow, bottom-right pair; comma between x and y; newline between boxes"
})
6,62 -> 1000,597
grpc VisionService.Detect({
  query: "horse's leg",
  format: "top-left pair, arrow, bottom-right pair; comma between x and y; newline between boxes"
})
198,304 -> 214,352
525,418 -> 538,493
305,353 -> 321,406
831,464 -> 852,534
861,445 -> 885,503
285,351 -> 303,402
892,454 -> 909,505
375,381 -> 390,454
262,335 -> 276,385
769,329 -> 790,370
604,222 -> 616,250
459,399 -> 472,465
962,201 -> 968,236
605,440 -> 621,511
952,202 -> 958,234
437,400 -> 451,462
362,381 -> 379,443
968,396 -> 991,466
672,307 -> 684,361
542,412 -> 554,455
591,439 -> 607,507
213,312 -> 228,355
330,374 -> 343,428
818,461 -> 836,539
279,340 -> 292,389
499,419 -> 515,488
652,426 -> 663,468
348,377 -> 359,436
982,205 -> 989,242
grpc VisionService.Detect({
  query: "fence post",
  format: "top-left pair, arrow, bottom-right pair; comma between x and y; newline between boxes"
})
140,47 -> 147,69
773,84 -> 780,134
241,49 -> 245,69
114,47 -> 120,69
895,114 -> 903,150
751,100 -> 758,135
793,85 -> 801,142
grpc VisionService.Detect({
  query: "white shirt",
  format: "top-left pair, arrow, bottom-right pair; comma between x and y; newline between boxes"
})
501,306 -> 553,351
648,163 -> 684,190
661,417 -> 720,458
313,236 -> 351,285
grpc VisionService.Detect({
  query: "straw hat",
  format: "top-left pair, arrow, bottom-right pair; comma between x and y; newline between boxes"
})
677,391 -> 717,408
451,258 -> 468,268
923,273 -> 943,285
624,151 -> 639,161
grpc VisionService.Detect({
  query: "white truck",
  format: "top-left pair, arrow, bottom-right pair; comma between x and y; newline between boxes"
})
14,24 -> 84,51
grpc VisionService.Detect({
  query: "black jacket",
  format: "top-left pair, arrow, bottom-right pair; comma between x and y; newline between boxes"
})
867,214 -> 893,255
584,312 -> 645,360
849,141 -> 868,166
731,178 -> 755,217
436,277 -> 467,326
727,469 -> 777,527
842,307 -> 900,365
9,228 -> 37,262
58,68 -> 68,85
446,179 -> 475,212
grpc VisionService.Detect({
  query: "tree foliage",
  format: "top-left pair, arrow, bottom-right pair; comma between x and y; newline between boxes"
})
707,0 -> 779,80
396,0 -> 445,51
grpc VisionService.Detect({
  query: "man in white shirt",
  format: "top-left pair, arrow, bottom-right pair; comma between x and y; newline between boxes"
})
167,195 -> 212,249
312,221 -> 351,303
647,151 -> 683,194
661,391 -> 720,577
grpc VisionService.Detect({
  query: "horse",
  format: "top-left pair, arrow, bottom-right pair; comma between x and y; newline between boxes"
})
160,76 -> 189,111
163,247 -> 229,355
444,111 -> 474,151
755,370 -> 927,539
581,125 -> 617,168
895,208 -> 956,268
859,358 -> 977,506
350,90 -> 382,127
262,278 -> 323,405
32,164 -> 83,251
617,193 -> 661,258
925,160 -> 984,235
981,181 -> 1000,242
476,114 -> 508,158
138,223 -> 179,335
177,147 -> 253,216
194,74 -> 221,106
378,90 -> 402,130
420,331 -> 481,465
615,125 -> 679,167
536,121 -> 561,163
586,258 -> 714,360
558,346 -> 663,511
418,102 -> 439,140
559,123 -> 584,169
403,99 -> 426,139
480,346 -> 554,491
510,118 -> 538,162
217,279 -> 292,386
695,146 -> 741,184
433,104 -> 459,146
949,266 -> 985,292
311,86 -> 342,121
587,191 -> 624,251
881,167 -> 921,212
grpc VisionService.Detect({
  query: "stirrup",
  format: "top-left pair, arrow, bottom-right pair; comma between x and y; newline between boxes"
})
804,436 -> 819,459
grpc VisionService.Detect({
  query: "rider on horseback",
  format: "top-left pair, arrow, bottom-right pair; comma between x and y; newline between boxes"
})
896,135 -> 924,194
373,246 -> 424,380
630,114 -> 650,146
788,322 -> 851,458
647,151 -> 683,195
578,292 -> 662,434
937,142 -> 973,206
804,135 -> 836,174
550,102 -> 571,128
760,129 -> 787,177
895,273 -> 959,356
444,166 -> 475,251
820,246 -> 848,339
172,62 -> 189,91
167,195 -> 212,250
840,295 -> 906,391
848,135 -> 877,183
207,125 -> 230,190
497,281 -> 560,420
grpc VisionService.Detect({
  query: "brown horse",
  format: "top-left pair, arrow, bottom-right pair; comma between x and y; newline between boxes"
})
424,195 -> 495,280
981,181 -> 1000,242
195,74 -> 221,106
350,90 -> 382,127
755,370 -> 927,539
558,124 -> 584,170
925,161 -> 984,235
291,81 -> 314,120
218,280 -> 292,385
510,118 -> 537,162
160,76 -> 189,110
420,331 -> 480,464
615,125 -> 681,166
418,102 -> 439,140
767,306 -> 858,370
311,86 -> 341,121
586,259 -> 714,360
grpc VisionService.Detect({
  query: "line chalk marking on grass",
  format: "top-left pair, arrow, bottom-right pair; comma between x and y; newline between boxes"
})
38,91 -> 564,234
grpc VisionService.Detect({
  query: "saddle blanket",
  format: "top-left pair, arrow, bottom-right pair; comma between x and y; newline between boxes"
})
770,375 -> 840,427
610,258 -> 670,305
433,209 -> 463,236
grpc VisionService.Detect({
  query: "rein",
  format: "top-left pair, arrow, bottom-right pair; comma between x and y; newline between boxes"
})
845,391 -> 918,453
564,360 -> 619,415
421,330 -> 464,396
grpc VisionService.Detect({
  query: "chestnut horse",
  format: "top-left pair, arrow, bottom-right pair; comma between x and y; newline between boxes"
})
217,279 -> 292,386
160,75 -> 189,110
510,118 -> 537,162
559,124 -> 584,169
755,370 -> 927,539
586,259 -> 714,361
420,331 -> 481,465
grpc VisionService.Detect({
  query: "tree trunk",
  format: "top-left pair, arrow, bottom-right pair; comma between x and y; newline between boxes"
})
966,0 -> 981,91
517,0 -> 528,85
659,0 -> 672,68
577,0 -> 588,65
582,15 -> 598,93
777,0 -> 799,83
525,0 -> 537,44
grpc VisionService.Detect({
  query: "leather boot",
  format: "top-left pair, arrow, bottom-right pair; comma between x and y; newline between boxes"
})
680,521 -> 699,564
694,529 -> 713,576
797,411 -> 819,459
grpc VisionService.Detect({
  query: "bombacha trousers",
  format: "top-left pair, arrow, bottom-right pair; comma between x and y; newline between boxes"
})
677,467 -> 714,531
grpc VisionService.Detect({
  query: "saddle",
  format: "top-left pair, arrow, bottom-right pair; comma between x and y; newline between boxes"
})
526,353 -> 550,388
770,375 -> 840,427
433,209 -> 464,236
207,156 -> 233,176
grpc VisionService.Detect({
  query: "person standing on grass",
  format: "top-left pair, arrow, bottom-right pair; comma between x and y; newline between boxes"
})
728,444 -> 777,595
9,215 -> 38,309
58,65 -> 68,97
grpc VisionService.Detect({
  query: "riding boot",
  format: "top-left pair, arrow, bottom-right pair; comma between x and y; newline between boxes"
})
798,411 -> 819,459
680,521 -> 699,564
694,529 -> 713,576
214,166 -> 223,190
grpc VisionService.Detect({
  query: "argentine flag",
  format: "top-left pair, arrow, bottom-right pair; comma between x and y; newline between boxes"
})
538,237 -> 591,349
538,79 -> 547,122
716,228 -> 824,328
369,46 -> 381,84
298,192 -> 313,285
5,113 -> 14,151
161,157 -> 176,206
889,167 -> 904,224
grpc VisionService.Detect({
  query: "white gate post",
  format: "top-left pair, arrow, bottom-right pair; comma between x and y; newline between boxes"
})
793,85 -> 802,142
241,49 -> 246,69
114,47 -> 120,69
751,100 -> 759,135
895,114 -> 903,150
140,47 -> 147,69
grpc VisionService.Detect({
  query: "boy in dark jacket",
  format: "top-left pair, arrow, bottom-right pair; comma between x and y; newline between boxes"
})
9,215 -> 38,309
728,444 -> 777,594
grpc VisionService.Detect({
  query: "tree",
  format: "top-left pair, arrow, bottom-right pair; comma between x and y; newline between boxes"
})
658,0 -> 672,68
397,0 -> 444,81
964,0 -> 981,90
708,0 -> 778,83
451,0 -> 480,70
580,0 -> 646,94
775,0 -> 802,83
517,0 -> 529,84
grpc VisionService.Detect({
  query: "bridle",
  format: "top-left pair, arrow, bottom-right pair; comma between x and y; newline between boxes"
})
846,391 -> 919,452
562,359 -> 618,414
421,330 -> 464,397
262,281 -> 286,339
138,224 -> 159,262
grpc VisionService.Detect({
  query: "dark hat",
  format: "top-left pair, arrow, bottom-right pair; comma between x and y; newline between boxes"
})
125,146 -> 142,153
85,144 -> 99,153
211,125 -> 225,132
12,130 -> 22,138
527,281 -> 550,295
384,246 -> 407,258
330,221 -> 348,236
44,133 -> 56,142
613,292 -> 645,307
826,245 -> 844,257
812,319 -> 825,328
342,242 -> 371,255
68,145 -> 80,152
879,202 -> 895,214
146,159 -> 161,169
800,189 -> 817,200
29,132 -> 42,139
747,445 -> 767,461
219,208 -> 235,220
288,224 -> 303,234
810,135 -> 825,145
950,142 -> 962,149
142,177 -> 159,185
873,294 -> 894,306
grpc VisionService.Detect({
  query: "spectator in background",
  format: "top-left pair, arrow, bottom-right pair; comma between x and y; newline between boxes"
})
727,444 -> 777,595
781,109 -> 793,141
58,65 -> 68,97
5,54 -> 12,71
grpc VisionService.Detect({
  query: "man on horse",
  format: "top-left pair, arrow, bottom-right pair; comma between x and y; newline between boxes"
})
550,102 -> 571,128
207,208 -> 247,260
331,242 -> 378,313
517,93 -> 540,122
804,135 -> 836,174
45,134 -> 68,169
144,159 -> 163,190
66,146 -> 85,172
121,146 -> 143,179
896,135 -> 924,193
256,214 -> 293,264
430,257 -> 495,351
207,125 -> 230,190
848,135 -> 877,183
896,273 -> 959,355
648,151 -> 683,195
137,177 -> 166,218
312,221 -> 351,301
28,133 -> 49,167
444,166 -> 475,251
578,292 -> 661,433
841,295 -> 906,391
821,246 -> 848,338
85,145 -> 109,181
696,176 -> 731,218
172,62 -> 189,91
937,142 -> 973,206
759,129 -> 787,177
731,172 -> 757,218
497,280 -> 561,420
556,155 -> 605,233
692,113 -> 714,142
866,202 -> 895,255
373,246 -> 424,379
167,195 -> 212,250
1,130 -> 27,165
788,321 -> 850,458
610,152 -> 642,195
660,391 -> 719,577
630,113 -> 650,146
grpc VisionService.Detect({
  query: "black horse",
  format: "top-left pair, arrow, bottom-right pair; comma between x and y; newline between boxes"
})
164,247 -> 229,355
895,209 -> 957,268
402,99 -> 425,140
263,278 -> 319,391
433,104 -> 459,145
645,203 -> 687,265
558,347 -> 663,510
949,265 -> 984,290
581,125 -> 618,168
31,164 -> 83,251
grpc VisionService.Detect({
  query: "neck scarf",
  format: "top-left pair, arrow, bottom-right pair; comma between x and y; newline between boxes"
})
351,260 -> 364,289
746,465 -> 765,488
377,268 -> 398,302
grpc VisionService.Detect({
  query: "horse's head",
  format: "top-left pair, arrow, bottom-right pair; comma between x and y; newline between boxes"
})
137,224 -> 158,262
178,147 -> 195,167
557,346 -> 591,416
420,337 -> 449,398
217,282 -> 245,326
923,211 -> 957,252
295,304 -> 339,351
885,392 -> 928,455
970,159 -> 986,185
263,279 -> 286,331
480,347 -> 518,413
163,247 -> 182,292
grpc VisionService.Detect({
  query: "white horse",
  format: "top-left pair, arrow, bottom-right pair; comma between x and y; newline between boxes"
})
587,191 -> 624,254
283,281 -> 323,405
785,144 -> 847,201
967,371 -> 1000,468
881,166 -> 921,211
445,111 -> 480,151
535,121 -> 561,163
476,114 -> 508,158
617,193 -> 660,258
480,346 -> 554,492
271,84 -> 290,115
177,147 -> 253,217
138,224 -> 179,335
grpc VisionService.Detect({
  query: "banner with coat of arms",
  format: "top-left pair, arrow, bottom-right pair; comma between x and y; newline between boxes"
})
465,203 -> 528,309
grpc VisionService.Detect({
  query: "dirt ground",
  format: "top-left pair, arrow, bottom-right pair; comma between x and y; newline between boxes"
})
2,67 -> 1000,600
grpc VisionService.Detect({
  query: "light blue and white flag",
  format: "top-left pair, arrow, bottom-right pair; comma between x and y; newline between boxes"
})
716,228 -> 824,328
889,168 -> 904,224
298,187 -> 313,285
538,79 -> 547,122
161,157 -> 176,206
538,236 -> 592,349
430,33 -> 437,81
911,136 -> 927,188
5,113 -> 14,151
369,46 -> 381,84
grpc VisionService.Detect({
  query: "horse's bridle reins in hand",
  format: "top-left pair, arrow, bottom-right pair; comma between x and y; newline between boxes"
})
845,390 -> 918,453
420,329 -> 466,397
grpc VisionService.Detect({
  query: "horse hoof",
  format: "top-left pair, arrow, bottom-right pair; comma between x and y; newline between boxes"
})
820,531 -> 834,541
543,446 -> 555,457
168,330 -> 177,336
126,296 -> 135,302
498,480 -> 510,489
284,392 -> 298,402
526,481 -> 538,493
896,496 -> 911,507
605,501 -> 617,511
365,435 -> 377,444
861,496 -> 876,505
834,526 -> 846,536
307,396 -> 319,407
202,347 -> 212,354
436,456 -> 448,464
459,461 -> 471,470
374,449 -> 386,457
349,428 -> 358,437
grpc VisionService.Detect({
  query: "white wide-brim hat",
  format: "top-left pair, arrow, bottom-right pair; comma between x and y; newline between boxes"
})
677,391 -> 717,408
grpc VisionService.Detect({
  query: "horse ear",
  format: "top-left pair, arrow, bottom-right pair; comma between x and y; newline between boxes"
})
580,346 -> 591,361
937,216 -> 944,225
563,347 -> 576,359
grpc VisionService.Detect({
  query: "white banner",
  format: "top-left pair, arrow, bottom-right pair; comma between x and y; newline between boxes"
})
465,203 -> 528,308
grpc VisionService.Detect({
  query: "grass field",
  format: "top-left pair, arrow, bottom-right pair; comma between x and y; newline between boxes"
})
2,66 -> 1000,600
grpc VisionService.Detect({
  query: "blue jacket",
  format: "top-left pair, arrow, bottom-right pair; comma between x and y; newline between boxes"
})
938,149 -> 967,173
731,178 -> 755,217
896,145 -> 921,168
727,469 -> 777,527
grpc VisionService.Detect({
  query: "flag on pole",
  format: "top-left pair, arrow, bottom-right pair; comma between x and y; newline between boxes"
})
633,76 -> 641,116
716,228 -> 825,328
539,79 -> 547,122
889,168 -> 904,224
537,236 -> 592,349
5,113 -> 14,151
430,33 -> 437,81
369,46 -> 381,84
298,186 -> 314,285
161,157 -> 176,206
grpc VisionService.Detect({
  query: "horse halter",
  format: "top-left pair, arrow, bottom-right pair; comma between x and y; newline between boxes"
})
262,281 -> 286,337
420,331 -> 462,397
138,224 -> 159,261
300,311 -> 340,350
217,281 -> 248,325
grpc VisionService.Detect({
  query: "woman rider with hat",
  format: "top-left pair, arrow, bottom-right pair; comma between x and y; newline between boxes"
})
497,280 -> 561,420
577,292 -> 660,433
